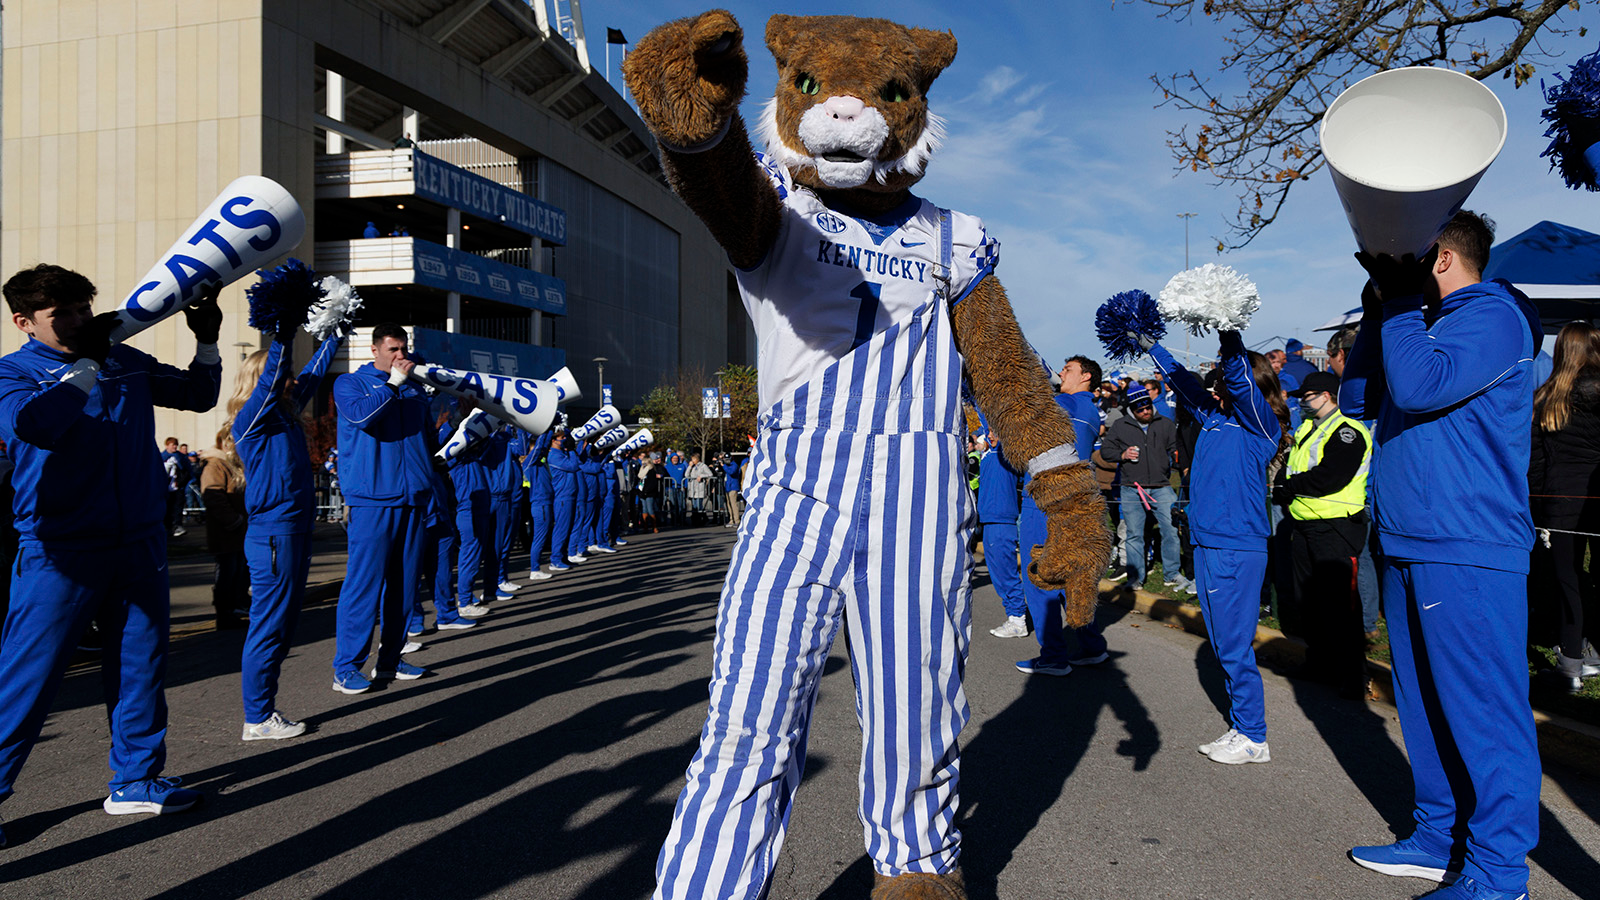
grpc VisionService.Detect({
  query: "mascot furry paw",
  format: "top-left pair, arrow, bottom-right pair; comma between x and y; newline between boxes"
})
626,12 -> 1109,899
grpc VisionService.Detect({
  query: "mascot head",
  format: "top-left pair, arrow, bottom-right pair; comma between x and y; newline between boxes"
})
760,15 -> 956,195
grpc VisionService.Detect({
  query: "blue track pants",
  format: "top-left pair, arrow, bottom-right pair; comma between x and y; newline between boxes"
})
0,536 -> 171,801
242,531 -> 310,723
599,482 -> 617,548
455,493 -> 499,604
552,486 -> 576,566
1193,545 -> 1267,741
1020,500 -> 1106,661
981,521 -> 1025,618
528,497 -> 552,568
493,494 -> 515,579
570,478 -> 595,559
1383,561 -> 1538,893
336,505 -> 422,677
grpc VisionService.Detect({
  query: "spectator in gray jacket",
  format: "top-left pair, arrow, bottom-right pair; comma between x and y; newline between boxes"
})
1100,394 -> 1188,590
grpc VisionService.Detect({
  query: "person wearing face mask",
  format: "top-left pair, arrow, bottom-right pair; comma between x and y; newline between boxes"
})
1272,370 -> 1372,699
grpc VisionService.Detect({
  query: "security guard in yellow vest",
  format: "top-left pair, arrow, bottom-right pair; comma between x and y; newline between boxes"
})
1273,370 -> 1372,697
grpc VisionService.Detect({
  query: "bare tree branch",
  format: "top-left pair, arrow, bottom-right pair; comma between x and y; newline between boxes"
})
1139,0 -> 1586,249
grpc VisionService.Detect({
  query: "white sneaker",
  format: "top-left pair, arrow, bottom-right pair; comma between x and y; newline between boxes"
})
457,604 -> 489,619
568,554 -> 588,563
590,545 -> 616,554
988,616 -> 1030,638
1197,728 -> 1239,755
497,580 -> 518,594
1205,731 -> 1270,765
242,712 -> 306,741
401,641 -> 422,655
526,570 -> 553,582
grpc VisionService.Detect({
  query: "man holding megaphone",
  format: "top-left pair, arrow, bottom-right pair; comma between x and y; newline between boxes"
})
0,264 -> 224,839
1340,212 -> 1541,900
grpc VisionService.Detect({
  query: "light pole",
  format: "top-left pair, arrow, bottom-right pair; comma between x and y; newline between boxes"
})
1178,212 -> 1197,354
714,367 -> 726,456
592,356 -> 607,410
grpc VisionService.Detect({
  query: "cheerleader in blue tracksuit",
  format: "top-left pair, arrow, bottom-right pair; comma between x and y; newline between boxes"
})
228,328 -> 343,740
488,426 -> 524,594
581,443 -> 612,553
547,431 -> 580,570
452,418 -> 500,612
1148,330 -> 1287,764
568,441 -> 597,562
523,428 -> 556,578
977,436 -> 1027,637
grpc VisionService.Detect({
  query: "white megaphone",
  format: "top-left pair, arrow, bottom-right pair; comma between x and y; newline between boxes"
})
436,409 -> 495,462
571,405 -> 621,442
592,424 -> 630,451
545,366 -> 581,405
1320,67 -> 1506,256
112,175 -> 306,344
610,428 -> 654,460
411,364 -> 562,435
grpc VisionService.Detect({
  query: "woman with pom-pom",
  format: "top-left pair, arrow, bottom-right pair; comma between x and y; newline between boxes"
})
226,270 -> 350,741
1133,329 -> 1290,764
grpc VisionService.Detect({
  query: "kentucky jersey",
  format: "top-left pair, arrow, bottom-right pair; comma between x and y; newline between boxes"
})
740,152 -> 998,411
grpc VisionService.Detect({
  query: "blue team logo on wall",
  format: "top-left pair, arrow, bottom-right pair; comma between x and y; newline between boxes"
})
816,212 -> 847,234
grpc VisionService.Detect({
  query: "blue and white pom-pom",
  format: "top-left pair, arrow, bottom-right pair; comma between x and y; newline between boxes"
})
246,259 -> 320,335
1095,289 -> 1166,361
1157,263 -> 1260,335
1540,45 -> 1600,191
306,275 -> 364,340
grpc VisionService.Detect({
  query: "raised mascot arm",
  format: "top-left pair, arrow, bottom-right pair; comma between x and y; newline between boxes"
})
953,276 -> 1111,628
623,10 -> 781,270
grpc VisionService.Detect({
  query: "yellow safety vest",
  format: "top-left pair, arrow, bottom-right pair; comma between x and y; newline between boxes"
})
1286,411 -> 1370,521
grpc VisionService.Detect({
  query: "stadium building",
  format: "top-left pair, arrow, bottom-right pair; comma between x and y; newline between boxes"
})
1,0 -> 746,445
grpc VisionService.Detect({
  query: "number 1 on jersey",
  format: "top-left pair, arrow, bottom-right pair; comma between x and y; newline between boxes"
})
849,281 -> 881,351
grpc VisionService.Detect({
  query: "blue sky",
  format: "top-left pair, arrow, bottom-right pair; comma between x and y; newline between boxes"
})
587,1 -> 1597,371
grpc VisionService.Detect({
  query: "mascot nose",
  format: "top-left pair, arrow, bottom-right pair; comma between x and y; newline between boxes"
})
822,96 -> 866,122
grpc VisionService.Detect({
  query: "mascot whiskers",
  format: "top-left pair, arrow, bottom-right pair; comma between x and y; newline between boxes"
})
625,12 -> 1110,899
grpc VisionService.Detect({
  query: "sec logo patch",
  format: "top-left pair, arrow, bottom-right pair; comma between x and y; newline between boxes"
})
816,212 -> 847,234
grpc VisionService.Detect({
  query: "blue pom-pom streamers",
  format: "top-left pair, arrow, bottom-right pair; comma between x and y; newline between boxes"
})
246,258 -> 320,335
1096,289 -> 1166,362
1541,45 -> 1600,192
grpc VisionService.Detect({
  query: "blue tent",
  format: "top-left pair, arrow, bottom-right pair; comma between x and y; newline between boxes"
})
1483,220 -> 1600,334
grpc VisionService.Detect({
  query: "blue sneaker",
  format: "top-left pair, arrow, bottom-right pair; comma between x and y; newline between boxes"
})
613,538 -> 628,546
332,670 -> 372,695
1015,657 -> 1073,677
548,563 -> 571,572
372,660 -> 428,681
103,776 -> 201,816
1421,876 -> 1525,899
436,616 -> 476,631
1349,836 -> 1459,883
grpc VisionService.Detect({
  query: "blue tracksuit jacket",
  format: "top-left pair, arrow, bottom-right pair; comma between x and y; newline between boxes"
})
332,363 -> 434,506
1151,331 -> 1280,551
231,334 -> 344,535
524,429 -> 555,501
1340,278 -> 1540,572
0,339 -> 221,546
976,448 -> 1021,524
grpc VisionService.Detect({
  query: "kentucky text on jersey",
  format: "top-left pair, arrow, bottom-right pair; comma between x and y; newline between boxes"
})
816,240 -> 929,283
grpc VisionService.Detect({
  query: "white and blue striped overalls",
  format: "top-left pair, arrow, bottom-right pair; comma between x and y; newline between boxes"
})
655,219 -> 976,899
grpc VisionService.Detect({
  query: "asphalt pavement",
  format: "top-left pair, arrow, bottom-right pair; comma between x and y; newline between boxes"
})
0,526 -> 1595,899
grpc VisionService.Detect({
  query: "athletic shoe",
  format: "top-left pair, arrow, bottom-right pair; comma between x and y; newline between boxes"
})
1015,657 -> 1073,677
548,563 -> 571,572
1197,728 -> 1239,755
1165,577 -> 1196,594
526,570 -> 553,582
401,641 -> 423,655
1416,875 -> 1523,899
457,604 -> 489,618
1205,731 -> 1270,764
1583,640 -> 1600,667
171,526 -> 187,537
1555,649 -> 1600,679
103,776 -> 201,816
495,592 -> 514,602
372,661 -> 428,681
988,616 -> 1030,638
406,629 -> 425,638
332,670 -> 372,695
1349,836 -> 1459,883
497,580 -> 518,594
592,545 -> 617,554
568,554 -> 588,563
613,538 -> 628,546
1067,650 -> 1110,666
1104,568 -> 1128,584
437,618 -> 477,630
242,712 -> 307,742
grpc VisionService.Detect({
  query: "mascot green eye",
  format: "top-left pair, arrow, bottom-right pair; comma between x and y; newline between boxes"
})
797,73 -> 820,95
880,81 -> 910,103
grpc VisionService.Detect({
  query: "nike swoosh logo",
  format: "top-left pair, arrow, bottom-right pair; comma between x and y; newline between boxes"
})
156,564 -> 167,572
1422,600 -> 1442,610
900,239 -> 925,247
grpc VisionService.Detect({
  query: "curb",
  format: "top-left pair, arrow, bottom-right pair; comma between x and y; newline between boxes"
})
1100,580 -> 1600,774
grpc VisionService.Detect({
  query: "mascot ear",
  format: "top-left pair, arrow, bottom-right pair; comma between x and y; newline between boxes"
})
909,27 -> 957,88
765,14 -> 801,68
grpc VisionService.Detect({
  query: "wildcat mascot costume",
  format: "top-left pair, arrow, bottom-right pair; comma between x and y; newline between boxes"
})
624,12 -> 1110,899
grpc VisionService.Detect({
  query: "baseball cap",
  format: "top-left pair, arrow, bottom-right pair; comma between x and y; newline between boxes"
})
1287,370 -> 1340,397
